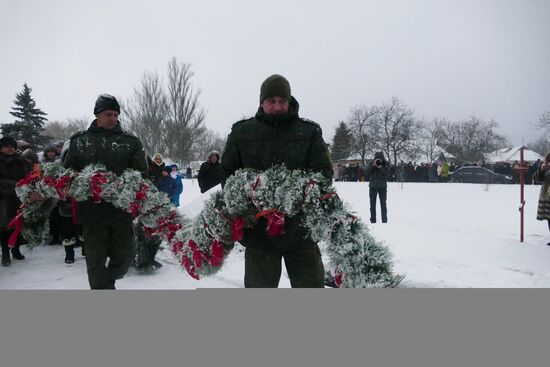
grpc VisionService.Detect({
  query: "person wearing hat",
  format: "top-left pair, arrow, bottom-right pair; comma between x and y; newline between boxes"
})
42,145 -> 58,163
63,94 -> 147,289
365,151 -> 389,223
221,74 -> 333,288
0,137 -> 32,266
156,165 -> 178,201
148,153 -> 165,186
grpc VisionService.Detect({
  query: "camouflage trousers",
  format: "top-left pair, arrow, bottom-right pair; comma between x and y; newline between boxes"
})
80,206 -> 136,289
244,239 -> 325,288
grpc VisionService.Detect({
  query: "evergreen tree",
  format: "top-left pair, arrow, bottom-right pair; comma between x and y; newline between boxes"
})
1,83 -> 49,148
331,121 -> 352,161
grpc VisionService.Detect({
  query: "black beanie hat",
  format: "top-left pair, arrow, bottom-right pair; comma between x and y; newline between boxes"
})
0,136 -> 17,149
94,94 -> 121,115
260,74 -> 291,104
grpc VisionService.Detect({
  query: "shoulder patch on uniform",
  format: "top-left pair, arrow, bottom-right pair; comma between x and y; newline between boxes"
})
122,130 -> 139,139
69,130 -> 87,140
299,118 -> 321,128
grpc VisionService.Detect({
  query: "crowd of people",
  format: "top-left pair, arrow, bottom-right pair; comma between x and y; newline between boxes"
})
333,159 -> 543,185
2,75 -> 548,289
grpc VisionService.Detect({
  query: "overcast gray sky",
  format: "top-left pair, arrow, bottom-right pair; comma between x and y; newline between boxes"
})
1,0 -> 549,146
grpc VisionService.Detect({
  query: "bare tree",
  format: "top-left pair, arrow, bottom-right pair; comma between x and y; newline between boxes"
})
370,97 -> 422,166
527,136 -> 550,157
123,71 -> 169,157
191,129 -> 226,162
43,118 -> 89,142
438,117 -> 509,162
164,57 -> 207,162
534,111 -> 550,131
347,105 -> 377,164
420,117 -> 447,162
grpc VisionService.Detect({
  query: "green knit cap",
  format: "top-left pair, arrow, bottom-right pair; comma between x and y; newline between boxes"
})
260,74 -> 291,104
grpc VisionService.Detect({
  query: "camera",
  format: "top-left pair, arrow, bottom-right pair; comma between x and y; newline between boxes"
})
375,159 -> 382,166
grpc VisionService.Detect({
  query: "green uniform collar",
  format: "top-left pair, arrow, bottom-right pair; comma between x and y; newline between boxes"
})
87,119 -> 123,135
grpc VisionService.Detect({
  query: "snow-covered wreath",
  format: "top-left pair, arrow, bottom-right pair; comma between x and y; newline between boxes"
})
12,163 -> 403,288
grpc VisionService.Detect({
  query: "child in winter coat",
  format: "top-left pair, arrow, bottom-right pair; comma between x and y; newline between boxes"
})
157,166 -> 178,202
170,164 -> 183,207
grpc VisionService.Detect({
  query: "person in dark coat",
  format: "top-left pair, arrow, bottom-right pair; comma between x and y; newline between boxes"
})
535,152 -> 550,245
221,74 -> 333,288
0,137 -> 32,266
134,155 -> 167,272
198,150 -> 222,193
365,151 -> 389,223
64,94 -> 147,289
149,153 -> 165,186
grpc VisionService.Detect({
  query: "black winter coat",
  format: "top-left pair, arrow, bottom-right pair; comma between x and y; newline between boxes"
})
0,153 -> 31,231
64,120 -> 148,220
198,161 -> 222,193
220,97 -> 333,249
365,160 -> 389,188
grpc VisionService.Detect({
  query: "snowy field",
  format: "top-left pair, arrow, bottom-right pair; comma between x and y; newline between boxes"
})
1,178 -> 549,289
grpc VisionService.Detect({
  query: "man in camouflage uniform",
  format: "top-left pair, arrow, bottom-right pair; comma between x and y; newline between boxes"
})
64,94 -> 147,289
221,74 -> 333,288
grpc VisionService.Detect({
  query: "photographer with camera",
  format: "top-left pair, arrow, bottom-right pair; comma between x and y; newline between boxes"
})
365,151 -> 389,223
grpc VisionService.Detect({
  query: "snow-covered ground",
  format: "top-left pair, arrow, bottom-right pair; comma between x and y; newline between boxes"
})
1,178 -> 549,289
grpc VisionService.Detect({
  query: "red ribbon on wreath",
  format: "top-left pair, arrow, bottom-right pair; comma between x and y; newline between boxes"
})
7,208 -> 24,248
129,183 -> 149,217
231,217 -> 244,241
171,240 -> 184,256
256,209 -> 286,236
16,165 -> 41,187
71,197 -> 77,225
320,192 -> 337,202
44,175 -> 72,200
91,172 -> 108,203
303,179 -> 318,198
181,256 -> 199,280
334,267 -> 343,288
187,239 -> 207,268
208,240 -> 224,267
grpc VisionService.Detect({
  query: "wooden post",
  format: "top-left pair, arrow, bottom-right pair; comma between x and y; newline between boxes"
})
519,147 -> 526,242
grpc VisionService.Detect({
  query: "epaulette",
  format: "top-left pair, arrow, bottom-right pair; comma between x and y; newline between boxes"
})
232,117 -> 254,126
299,118 -> 321,128
69,130 -> 87,140
121,130 -> 139,140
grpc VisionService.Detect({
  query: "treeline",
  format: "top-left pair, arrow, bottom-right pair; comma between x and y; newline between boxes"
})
0,57 -> 225,164
2,66 -> 549,165
331,97 -> 549,165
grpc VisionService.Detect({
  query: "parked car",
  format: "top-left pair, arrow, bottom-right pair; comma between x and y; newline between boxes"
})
449,166 -> 513,184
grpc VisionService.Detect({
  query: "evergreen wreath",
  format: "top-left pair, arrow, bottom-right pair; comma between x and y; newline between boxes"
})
171,165 -> 404,288
10,162 -> 183,251
12,163 -> 403,288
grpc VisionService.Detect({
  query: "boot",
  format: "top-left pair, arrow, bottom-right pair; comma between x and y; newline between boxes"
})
1,246 -> 10,267
64,245 -> 75,264
11,246 -> 25,260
